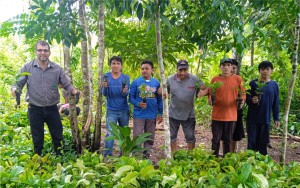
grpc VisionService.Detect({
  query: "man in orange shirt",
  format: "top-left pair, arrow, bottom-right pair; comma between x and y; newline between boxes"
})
209,58 -> 245,157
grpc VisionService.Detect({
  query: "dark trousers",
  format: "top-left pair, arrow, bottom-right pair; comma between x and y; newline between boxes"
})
247,123 -> 270,155
211,121 -> 235,157
28,104 -> 63,155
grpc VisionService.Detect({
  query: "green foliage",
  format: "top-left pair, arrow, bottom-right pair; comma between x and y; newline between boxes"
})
1,112 -> 300,188
105,122 -> 152,157
255,81 -> 267,95
207,81 -> 223,95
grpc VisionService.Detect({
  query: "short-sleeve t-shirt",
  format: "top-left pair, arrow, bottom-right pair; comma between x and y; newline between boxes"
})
167,73 -> 203,121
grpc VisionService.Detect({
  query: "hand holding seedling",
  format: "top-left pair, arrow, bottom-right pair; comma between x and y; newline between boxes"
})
103,76 -> 108,88
252,96 -> 259,104
239,100 -> 245,109
11,88 -> 17,97
122,86 -> 128,94
156,115 -> 163,124
139,102 -> 147,109
197,88 -> 208,98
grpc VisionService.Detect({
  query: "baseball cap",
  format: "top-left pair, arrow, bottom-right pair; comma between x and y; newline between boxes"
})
220,58 -> 233,65
230,59 -> 239,66
177,60 -> 189,70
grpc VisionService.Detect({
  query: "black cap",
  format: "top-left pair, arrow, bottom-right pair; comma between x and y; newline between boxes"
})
177,60 -> 189,70
220,58 -> 233,65
230,59 -> 239,66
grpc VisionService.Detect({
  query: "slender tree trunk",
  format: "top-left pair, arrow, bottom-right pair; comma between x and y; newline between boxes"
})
79,0 -> 92,149
250,32 -> 255,66
155,0 -> 171,160
196,46 -> 205,75
63,45 -> 82,153
280,13 -> 300,164
58,0 -> 81,153
232,49 -> 243,75
93,0 -> 105,152
87,26 -> 94,110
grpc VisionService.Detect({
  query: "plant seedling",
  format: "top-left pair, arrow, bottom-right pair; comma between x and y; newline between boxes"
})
207,82 -> 223,105
105,122 -> 151,157
139,83 -> 154,103
254,81 -> 266,105
15,72 -> 31,108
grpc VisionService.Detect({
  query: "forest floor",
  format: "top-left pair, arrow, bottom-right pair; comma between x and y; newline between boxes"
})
104,121 -> 300,165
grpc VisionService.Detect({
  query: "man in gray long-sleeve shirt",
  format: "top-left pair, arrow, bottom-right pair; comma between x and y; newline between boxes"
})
11,40 -> 78,156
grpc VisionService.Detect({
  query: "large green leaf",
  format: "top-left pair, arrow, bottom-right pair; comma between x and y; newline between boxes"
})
252,172 -> 269,188
114,165 -> 134,180
137,3 -> 143,20
239,163 -> 252,183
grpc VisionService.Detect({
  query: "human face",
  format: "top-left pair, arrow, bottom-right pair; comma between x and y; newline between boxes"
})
177,68 -> 188,81
231,64 -> 238,74
141,63 -> 153,80
259,67 -> 272,80
35,44 -> 50,63
110,60 -> 122,74
220,63 -> 232,76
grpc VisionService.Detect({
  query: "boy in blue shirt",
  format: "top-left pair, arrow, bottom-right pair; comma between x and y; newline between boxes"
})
129,60 -> 163,158
102,56 -> 130,157
246,61 -> 280,155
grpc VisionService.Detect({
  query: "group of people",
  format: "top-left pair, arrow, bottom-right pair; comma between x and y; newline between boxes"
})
102,56 -> 280,158
12,40 -> 280,158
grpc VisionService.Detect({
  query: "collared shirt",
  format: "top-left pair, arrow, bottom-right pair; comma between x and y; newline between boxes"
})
167,73 -> 203,120
12,59 -> 75,107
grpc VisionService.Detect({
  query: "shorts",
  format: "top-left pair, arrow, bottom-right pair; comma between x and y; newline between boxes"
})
169,117 -> 196,143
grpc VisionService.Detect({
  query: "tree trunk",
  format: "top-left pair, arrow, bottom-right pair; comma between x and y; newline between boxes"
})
155,0 -> 172,160
93,0 -> 105,152
64,44 -> 82,154
232,49 -> 243,75
280,13 -> 300,164
250,31 -> 255,66
58,0 -> 81,154
87,23 -> 94,112
79,0 -> 92,149
195,46 -> 204,75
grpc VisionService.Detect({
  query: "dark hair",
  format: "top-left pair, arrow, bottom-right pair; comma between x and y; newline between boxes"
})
230,59 -> 239,66
141,60 -> 154,69
109,56 -> 122,66
258,60 -> 273,70
34,40 -> 50,51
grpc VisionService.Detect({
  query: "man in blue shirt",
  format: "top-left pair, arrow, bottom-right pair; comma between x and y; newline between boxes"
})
102,56 -> 130,157
129,60 -> 163,158
246,61 -> 280,155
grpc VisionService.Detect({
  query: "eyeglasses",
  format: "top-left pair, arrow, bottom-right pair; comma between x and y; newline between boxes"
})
36,49 -> 49,53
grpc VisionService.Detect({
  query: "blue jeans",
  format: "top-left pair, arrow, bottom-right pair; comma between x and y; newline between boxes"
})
104,109 -> 129,157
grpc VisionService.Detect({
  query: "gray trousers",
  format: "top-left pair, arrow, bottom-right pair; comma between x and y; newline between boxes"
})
133,118 -> 156,155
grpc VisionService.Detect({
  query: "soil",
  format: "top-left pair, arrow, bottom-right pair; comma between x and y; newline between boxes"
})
150,124 -> 300,164
104,121 -> 300,164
